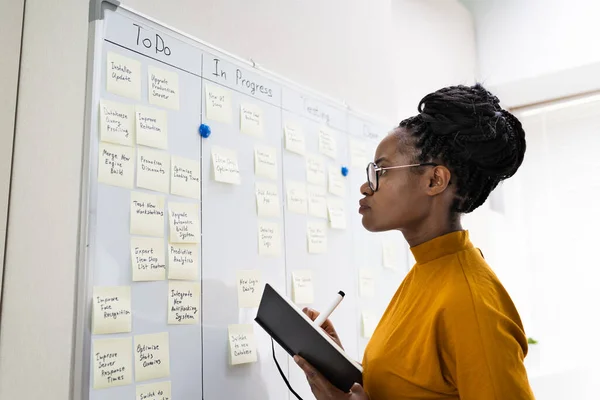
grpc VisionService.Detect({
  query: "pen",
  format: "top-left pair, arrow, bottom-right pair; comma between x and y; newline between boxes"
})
313,291 -> 345,327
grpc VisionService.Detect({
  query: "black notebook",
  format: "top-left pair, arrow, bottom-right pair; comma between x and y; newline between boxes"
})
254,283 -> 363,393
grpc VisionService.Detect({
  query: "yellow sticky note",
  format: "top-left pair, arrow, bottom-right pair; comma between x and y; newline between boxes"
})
134,332 -> 171,382
284,123 -> 306,155
307,185 -> 327,219
327,198 -> 346,230
362,312 -> 378,338
328,166 -> 346,197
136,381 -> 172,400
136,106 -> 168,150
211,146 -> 241,185
255,182 -> 280,217
307,221 -> 327,254
258,221 -> 281,256
236,269 -> 262,308
382,240 -> 400,270
106,52 -> 141,100
254,145 -> 277,180
168,281 -> 200,325
359,269 -> 375,298
205,84 -> 232,123
99,100 -> 135,146
131,237 -> 166,281
292,270 -> 314,304
286,181 -> 308,215
137,148 -> 170,193
92,286 -> 132,334
168,243 -> 199,280
171,156 -> 201,199
240,103 -> 263,136
148,66 -> 180,110
98,143 -> 135,189
350,138 -> 368,168
318,126 -> 337,159
130,191 -> 165,237
168,202 -> 200,244
92,337 -> 133,389
228,324 -> 258,365
306,155 -> 326,186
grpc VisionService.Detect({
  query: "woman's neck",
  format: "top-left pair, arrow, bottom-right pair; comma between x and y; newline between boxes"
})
401,218 -> 463,248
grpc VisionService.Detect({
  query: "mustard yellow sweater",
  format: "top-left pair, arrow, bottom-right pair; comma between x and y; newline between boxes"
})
362,231 -> 534,399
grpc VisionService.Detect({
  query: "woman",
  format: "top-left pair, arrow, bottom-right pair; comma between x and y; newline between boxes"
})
295,84 -> 535,399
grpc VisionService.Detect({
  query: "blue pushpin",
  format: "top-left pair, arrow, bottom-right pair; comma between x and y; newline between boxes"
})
341,166 -> 349,177
199,123 -> 211,138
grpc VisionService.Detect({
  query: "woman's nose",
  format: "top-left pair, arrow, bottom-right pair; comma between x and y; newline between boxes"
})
360,181 -> 373,196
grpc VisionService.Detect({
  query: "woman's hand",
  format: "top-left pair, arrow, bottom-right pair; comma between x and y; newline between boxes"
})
303,307 -> 344,349
294,356 -> 369,400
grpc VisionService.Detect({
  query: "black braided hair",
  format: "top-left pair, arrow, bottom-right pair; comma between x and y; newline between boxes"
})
399,83 -> 526,214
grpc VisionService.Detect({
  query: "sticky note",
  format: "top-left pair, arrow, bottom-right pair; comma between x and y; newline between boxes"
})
148,65 -> 180,110
168,202 -> 200,244
292,270 -> 314,304
99,100 -> 135,146
307,186 -> 327,219
328,166 -> 346,197
136,106 -> 168,150
228,324 -> 258,365
284,123 -> 306,155
106,52 -> 141,100
327,198 -> 346,230
240,103 -> 263,136
383,240 -> 400,270
306,155 -> 326,185
134,332 -> 170,382
285,181 -> 308,215
171,156 -> 201,199
130,237 -> 166,281
205,84 -> 232,123
254,145 -> 277,180
211,146 -> 241,184
92,286 -> 132,334
92,337 -> 133,389
136,381 -> 172,400
359,269 -> 375,298
168,243 -> 199,280
258,221 -> 281,256
255,182 -> 280,217
98,143 -> 134,189
362,312 -> 378,338
130,191 -> 165,237
350,138 -> 368,168
168,281 -> 200,325
137,148 -> 170,193
307,222 -> 327,254
236,270 -> 262,308
318,126 -> 337,159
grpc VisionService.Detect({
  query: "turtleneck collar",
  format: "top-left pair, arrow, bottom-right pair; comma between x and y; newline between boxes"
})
410,230 -> 473,264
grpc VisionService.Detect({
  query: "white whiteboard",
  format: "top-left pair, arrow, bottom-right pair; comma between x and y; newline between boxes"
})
74,2 -> 409,399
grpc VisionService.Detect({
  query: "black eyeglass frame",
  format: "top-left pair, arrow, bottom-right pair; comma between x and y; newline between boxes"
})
366,162 -> 438,192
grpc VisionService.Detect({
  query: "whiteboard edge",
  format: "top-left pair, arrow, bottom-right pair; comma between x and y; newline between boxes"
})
89,0 -> 120,22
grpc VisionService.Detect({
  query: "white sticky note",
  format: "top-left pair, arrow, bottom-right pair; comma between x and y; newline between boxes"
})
328,166 -> 346,197
292,270 -> 314,304
258,221 -> 281,256
255,182 -> 280,217
130,237 -> 166,281
307,221 -> 327,254
99,100 -> 135,146
168,281 -> 200,325
168,202 -> 200,244
134,332 -> 170,382
148,65 -> 180,110
106,52 -> 141,100
137,148 -> 170,193
92,286 -> 132,335
286,181 -> 308,215
284,123 -> 306,155
130,192 -> 165,237
136,381 -> 172,400
359,269 -> 375,298
205,84 -> 232,123
240,103 -> 263,136
136,106 -> 168,150
318,126 -> 337,159
228,324 -> 258,365
211,146 -> 241,185
254,145 -> 277,180
98,143 -> 134,189
383,240 -> 400,270
307,186 -> 327,219
236,270 -> 262,308
327,198 -> 347,230
171,156 -> 201,199
362,312 -> 378,338
350,138 -> 368,168
168,243 -> 199,280
93,337 -> 133,389
306,155 -> 326,186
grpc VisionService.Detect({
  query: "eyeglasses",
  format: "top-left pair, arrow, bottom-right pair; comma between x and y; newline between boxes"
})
366,161 -> 438,192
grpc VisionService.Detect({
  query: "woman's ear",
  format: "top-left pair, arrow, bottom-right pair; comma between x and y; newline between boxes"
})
427,166 -> 451,195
